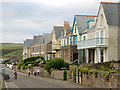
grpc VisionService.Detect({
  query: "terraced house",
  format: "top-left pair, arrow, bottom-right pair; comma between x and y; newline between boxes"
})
70,15 -> 97,64
23,39 -> 33,59
23,2 -> 120,64
77,2 -> 120,64
31,35 -> 43,57
52,26 -> 64,58
31,33 -> 52,59
59,21 -> 73,63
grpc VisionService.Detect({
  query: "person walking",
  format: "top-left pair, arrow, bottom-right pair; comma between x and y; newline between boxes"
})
34,69 -> 36,77
28,70 -> 30,77
14,70 -> 17,79
37,68 -> 40,76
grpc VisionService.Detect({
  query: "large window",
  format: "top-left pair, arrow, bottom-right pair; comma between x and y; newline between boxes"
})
96,30 -> 104,44
100,49 -> 105,62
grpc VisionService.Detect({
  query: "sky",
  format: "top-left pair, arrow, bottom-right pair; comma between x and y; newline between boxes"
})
1,0 -> 119,43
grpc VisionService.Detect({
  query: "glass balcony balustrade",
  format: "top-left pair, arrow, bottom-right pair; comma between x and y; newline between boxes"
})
77,38 -> 108,49
52,44 -> 61,50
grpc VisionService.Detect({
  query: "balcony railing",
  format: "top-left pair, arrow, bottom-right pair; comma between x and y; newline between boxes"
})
52,44 -> 61,50
77,38 -> 108,49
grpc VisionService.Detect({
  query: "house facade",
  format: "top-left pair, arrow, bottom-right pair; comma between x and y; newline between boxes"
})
77,2 -> 120,64
31,33 -> 52,59
70,15 -> 97,63
31,35 -> 43,57
52,26 -> 64,59
45,41 -> 55,60
23,39 -> 33,59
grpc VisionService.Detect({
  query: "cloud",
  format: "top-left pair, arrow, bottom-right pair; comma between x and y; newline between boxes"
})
1,0 -> 119,43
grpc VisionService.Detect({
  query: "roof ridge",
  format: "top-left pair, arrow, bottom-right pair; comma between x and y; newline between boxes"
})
75,15 -> 97,17
101,2 -> 120,4
54,26 -> 64,27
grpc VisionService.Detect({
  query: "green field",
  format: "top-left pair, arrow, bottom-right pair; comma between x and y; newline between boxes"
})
0,43 -> 23,50
0,43 -> 23,61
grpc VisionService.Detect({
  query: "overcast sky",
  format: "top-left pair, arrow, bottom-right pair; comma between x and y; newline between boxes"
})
1,0 -> 119,43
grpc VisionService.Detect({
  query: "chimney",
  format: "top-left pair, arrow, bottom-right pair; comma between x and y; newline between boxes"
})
64,21 -> 70,30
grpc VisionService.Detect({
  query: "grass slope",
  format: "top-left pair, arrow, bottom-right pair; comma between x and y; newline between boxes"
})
0,43 -> 23,61
2,49 -> 23,61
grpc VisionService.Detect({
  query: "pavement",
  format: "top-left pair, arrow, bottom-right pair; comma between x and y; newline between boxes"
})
2,66 -> 91,89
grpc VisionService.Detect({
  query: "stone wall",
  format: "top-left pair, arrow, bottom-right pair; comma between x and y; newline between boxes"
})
51,70 -> 70,80
69,65 -> 78,70
76,70 -> 120,88
51,70 -> 64,80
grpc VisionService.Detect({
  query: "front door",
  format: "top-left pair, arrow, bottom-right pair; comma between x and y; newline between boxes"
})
89,49 -> 95,63
73,53 -> 78,62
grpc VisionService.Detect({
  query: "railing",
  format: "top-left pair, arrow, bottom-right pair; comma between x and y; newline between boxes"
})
52,44 -> 61,50
77,38 -> 108,49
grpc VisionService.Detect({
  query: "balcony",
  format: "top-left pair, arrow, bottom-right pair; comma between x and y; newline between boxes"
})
77,38 -> 108,49
52,44 -> 61,50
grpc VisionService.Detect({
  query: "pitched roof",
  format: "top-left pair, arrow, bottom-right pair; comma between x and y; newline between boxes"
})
24,39 -> 33,48
101,2 -> 119,26
43,33 -> 52,45
74,15 -> 97,34
54,26 -> 64,40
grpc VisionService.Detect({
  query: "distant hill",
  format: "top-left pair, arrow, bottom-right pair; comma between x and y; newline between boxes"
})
0,43 -> 23,61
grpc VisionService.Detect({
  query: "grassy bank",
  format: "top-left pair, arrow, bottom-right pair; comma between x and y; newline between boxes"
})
0,43 -> 23,61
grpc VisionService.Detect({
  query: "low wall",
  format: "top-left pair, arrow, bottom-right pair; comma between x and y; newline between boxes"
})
51,70 -> 64,80
76,70 -> 120,88
69,65 -> 78,70
51,70 -> 71,80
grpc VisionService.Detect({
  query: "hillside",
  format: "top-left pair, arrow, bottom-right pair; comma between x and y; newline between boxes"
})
0,43 -> 23,61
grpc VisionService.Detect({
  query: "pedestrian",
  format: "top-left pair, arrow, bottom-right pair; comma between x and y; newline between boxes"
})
28,70 -> 30,77
34,69 -> 36,77
37,68 -> 40,76
14,70 -> 17,79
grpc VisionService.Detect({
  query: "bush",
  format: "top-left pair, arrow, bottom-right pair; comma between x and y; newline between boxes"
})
44,58 -> 66,72
50,68 -> 57,72
78,67 -> 89,75
64,62 -> 69,69
23,56 -> 44,63
101,66 -> 109,71
18,61 -> 24,68
105,74 -> 109,81
72,69 -> 76,83
90,69 -> 98,78
63,70 -> 67,80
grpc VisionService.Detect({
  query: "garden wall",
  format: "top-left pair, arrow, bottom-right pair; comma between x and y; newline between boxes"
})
69,65 -> 78,70
51,70 -> 71,80
76,70 -> 120,88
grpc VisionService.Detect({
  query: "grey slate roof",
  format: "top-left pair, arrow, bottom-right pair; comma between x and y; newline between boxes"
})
75,15 -> 97,34
43,33 -> 52,45
24,39 -> 33,48
33,35 -> 44,46
101,2 -> 119,26
54,26 -> 64,40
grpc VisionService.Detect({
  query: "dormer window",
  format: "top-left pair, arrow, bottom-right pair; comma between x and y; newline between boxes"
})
100,14 -> 104,26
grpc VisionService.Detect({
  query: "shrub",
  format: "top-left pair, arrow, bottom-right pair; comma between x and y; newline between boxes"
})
63,70 -> 67,80
22,64 -> 26,70
25,66 -> 29,69
88,70 -> 93,75
19,61 -> 24,66
64,62 -> 69,69
101,66 -> 109,71
91,69 -> 98,78
78,67 -> 88,75
105,74 -> 109,81
23,56 -> 41,63
50,68 -> 57,72
72,69 -> 76,83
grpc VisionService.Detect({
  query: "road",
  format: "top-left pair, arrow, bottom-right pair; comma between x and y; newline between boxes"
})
0,65 -> 90,89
